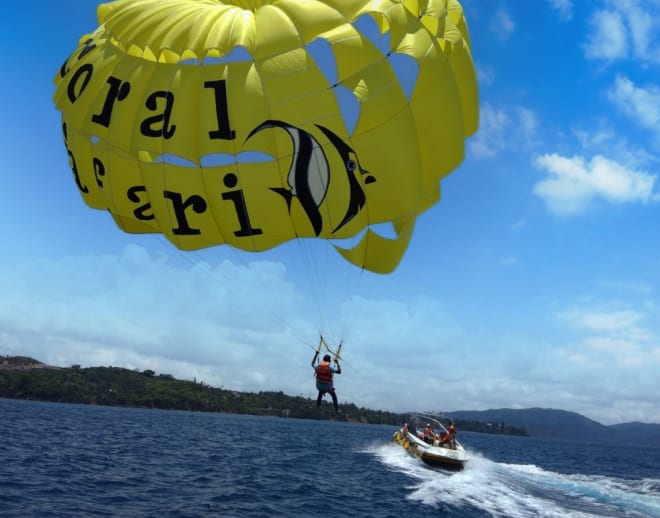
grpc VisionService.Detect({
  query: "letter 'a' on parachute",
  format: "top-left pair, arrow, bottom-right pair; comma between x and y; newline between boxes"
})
53,0 -> 479,274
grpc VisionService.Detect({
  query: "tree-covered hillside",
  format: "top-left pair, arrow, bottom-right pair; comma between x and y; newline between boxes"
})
0,356 -> 526,435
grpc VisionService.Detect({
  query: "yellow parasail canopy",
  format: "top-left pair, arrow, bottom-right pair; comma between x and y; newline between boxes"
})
53,0 -> 479,273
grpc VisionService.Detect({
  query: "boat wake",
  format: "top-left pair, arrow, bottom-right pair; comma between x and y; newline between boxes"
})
367,442 -> 660,517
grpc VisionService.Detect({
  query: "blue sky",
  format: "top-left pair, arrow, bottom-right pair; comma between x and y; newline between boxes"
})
1,0 -> 660,425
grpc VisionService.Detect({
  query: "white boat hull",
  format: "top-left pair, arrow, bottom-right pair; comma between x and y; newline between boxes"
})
392,415 -> 468,471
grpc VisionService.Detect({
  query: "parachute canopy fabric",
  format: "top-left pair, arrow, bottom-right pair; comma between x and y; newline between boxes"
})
53,0 -> 478,274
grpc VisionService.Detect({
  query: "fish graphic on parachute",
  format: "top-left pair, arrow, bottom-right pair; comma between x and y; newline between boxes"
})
246,120 -> 375,236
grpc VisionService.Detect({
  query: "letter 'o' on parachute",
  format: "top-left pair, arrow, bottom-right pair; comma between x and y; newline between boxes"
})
53,0 -> 478,274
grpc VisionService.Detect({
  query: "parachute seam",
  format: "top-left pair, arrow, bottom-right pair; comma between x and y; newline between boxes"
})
196,57 -> 232,252
156,44 -> 181,250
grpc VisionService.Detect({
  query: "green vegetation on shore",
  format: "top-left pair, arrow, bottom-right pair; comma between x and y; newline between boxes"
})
0,356 -> 526,435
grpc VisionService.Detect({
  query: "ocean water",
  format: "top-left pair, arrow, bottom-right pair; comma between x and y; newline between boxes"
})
1,398 -> 658,517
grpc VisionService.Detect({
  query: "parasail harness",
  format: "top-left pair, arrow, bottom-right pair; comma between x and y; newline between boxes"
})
311,335 -> 343,366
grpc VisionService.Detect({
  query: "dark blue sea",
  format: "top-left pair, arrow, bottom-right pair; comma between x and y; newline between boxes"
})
1,399 -> 658,517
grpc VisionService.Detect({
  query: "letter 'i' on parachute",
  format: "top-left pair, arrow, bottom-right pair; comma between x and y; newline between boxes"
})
53,0 -> 479,274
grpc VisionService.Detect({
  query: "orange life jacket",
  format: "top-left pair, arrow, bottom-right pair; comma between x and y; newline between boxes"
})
315,361 -> 333,383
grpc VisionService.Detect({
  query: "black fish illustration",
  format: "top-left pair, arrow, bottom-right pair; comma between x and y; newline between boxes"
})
246,120 -> 375,236
315,124 -> 375,233
247,120 -> 328,235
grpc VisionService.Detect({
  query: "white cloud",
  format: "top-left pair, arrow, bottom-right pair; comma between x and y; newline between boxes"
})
548,0 -> 573,21
562,308 -> 642,333
571,125 -> 659,172
584,9 -> 628,60
3,245 -> 660,424
470,104 -> 538,158
490,9 -> 515,42
584,336 -> 639,354
533,153 -> 657,216
0,245 -> 472,410
573,127 -> 616,150
476,64 -> 495,86
584,1 -> 660,64
516,107 -> 539,145
0,245 -> 311,390
558,305 -> 658,363
608,75 -> 660,135
470,104 -> 509,157
549,300 -> 660,421
625,1 -> 656,60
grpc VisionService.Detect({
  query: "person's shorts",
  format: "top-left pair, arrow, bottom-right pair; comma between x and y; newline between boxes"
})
316,382 -> 334,392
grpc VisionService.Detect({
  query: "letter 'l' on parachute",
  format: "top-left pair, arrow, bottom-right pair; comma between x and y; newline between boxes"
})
53,0 -> 478,274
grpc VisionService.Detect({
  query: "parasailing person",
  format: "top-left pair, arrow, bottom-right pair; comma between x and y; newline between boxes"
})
312,343 -> 342,413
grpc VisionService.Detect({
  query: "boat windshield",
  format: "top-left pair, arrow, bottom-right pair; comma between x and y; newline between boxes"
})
409,415 -> 450,437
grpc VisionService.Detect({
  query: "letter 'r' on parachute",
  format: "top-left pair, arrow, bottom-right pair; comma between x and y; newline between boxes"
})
53,0 -> 479,274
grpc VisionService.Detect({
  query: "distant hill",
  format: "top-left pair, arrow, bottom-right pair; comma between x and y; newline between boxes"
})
609,421 -> 660,446
3,356 -> 657,445
0,356 -> 48,369
447,408 -> 660,446
0,356 -> 521,435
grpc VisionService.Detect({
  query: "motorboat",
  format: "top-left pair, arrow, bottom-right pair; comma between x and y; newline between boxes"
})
392,414 -> 468,471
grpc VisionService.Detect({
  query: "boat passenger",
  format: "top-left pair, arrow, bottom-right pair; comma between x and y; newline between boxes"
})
448,422 -> 457,448
423,424 -> 434,444
312,353 -> 341,412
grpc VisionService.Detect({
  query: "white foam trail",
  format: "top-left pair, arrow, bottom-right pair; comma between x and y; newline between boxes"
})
367,442 -> 660,518
505,463 -> 660,517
